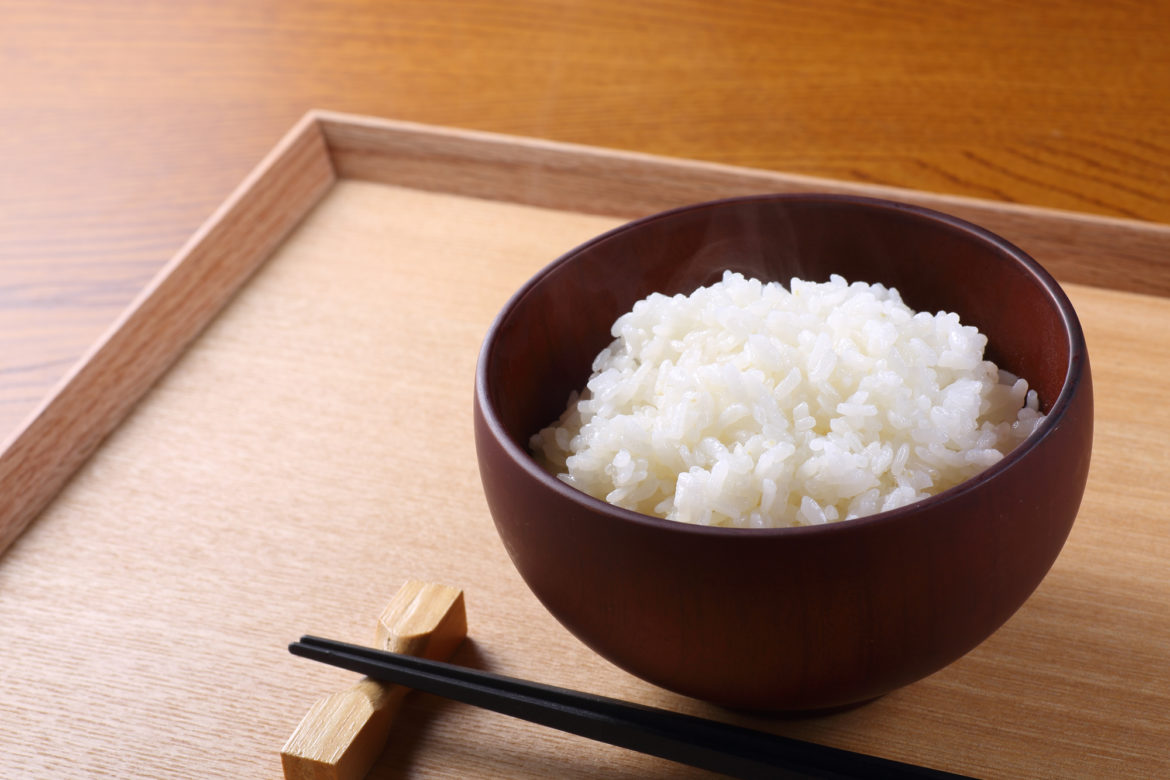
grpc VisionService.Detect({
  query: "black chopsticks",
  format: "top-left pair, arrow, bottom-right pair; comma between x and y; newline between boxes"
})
288,636 -> 975,779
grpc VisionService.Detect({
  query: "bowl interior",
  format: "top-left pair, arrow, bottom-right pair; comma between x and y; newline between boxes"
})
486,195 -> 1072,458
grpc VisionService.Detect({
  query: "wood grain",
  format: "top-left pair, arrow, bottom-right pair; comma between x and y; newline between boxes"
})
0,123 -> 1167,776
2,0 -> 1169,439
0,115 -> 334,554
320,112 -> 1170,296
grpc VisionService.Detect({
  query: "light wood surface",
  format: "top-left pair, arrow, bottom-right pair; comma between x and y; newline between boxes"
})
2,0 -> 1170,440
0,116 -> 1167,778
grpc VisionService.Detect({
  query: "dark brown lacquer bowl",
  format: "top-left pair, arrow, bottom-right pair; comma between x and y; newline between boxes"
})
473,194 -> 1093,712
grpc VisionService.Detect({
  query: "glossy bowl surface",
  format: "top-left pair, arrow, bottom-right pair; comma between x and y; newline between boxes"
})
474,193 -> 1093,711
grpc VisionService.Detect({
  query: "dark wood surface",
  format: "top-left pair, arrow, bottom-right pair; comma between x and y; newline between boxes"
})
3,0 -> 1168,437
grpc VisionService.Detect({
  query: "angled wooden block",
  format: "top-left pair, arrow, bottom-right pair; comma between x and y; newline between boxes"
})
281,581 -> 467,780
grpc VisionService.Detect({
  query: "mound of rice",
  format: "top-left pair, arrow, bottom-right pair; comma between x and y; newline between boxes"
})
530,272 -> 1045,528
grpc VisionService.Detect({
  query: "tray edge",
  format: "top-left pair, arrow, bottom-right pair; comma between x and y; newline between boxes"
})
313,108 -> 1170,298
0,113 -> 336,555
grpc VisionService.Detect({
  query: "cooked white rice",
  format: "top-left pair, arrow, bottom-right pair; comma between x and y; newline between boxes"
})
530,272 -> 1045,528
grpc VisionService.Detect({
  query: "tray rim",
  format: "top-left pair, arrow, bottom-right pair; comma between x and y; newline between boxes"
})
2,108 -> 1168,556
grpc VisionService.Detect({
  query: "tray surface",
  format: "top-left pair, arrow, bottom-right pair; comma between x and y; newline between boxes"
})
1,113 -> 1167,778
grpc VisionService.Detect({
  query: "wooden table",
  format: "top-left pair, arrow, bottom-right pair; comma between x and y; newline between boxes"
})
2,2 -> 1168,778
4,0 -> 1169,438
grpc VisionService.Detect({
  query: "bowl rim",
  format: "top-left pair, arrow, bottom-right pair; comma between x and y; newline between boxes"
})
475,192 -> 1089,537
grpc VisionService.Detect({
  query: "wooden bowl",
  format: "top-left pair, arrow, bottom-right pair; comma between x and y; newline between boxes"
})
473,194 -> 1093,711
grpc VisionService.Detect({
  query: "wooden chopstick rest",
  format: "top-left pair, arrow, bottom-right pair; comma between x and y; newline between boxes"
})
280,580 -> 467,780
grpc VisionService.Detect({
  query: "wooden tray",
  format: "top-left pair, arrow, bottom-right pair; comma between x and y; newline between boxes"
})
1,111 -> 1167,778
